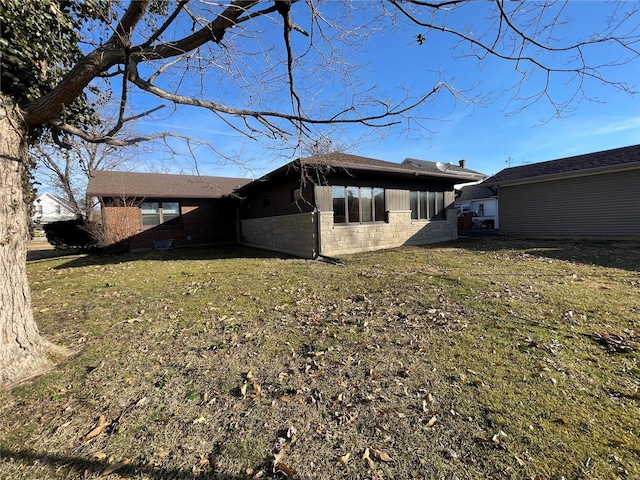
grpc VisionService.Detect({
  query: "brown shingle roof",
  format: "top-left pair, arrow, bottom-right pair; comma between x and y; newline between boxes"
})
238,153 -> 485,189
402,158 -> 486,179
302,153 -> 480,179
87,171 -> 251,199
483,144 -> 640,186
456,185 -> 496,202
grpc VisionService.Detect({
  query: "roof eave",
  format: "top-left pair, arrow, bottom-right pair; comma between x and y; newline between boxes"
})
306,161 -> 484,181
483,162 -> 640,187
88,192 -> 226,200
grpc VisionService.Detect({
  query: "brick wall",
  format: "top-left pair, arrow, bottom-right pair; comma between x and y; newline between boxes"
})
318,208 -> 458,257
240,208 -> 458,259
102,198 -> 237,251
240,212 -> 317,258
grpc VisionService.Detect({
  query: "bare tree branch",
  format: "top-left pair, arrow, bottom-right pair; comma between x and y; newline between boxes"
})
20,0 -> 640,147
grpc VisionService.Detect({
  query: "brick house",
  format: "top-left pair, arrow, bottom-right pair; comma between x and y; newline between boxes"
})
88,154 -> 484,256
87,171 -> 250,251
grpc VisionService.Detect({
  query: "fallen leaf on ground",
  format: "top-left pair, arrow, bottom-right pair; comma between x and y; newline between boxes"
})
338,452 -> 350,464
273,442 -> 289,464
273,461 -> 295,478
101,458 -> 131,476
362,448 -> 375,469
426,415 -> 437,427
156,449 -> 170,457
84,415 -> 109,441
371,449 -> 394,462
492,430 -> 507,444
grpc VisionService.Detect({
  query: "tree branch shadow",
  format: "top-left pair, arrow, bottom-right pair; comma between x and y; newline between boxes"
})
0,447 -> 247,479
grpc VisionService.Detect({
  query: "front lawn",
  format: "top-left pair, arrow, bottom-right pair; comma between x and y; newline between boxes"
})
1,238 -> 638,479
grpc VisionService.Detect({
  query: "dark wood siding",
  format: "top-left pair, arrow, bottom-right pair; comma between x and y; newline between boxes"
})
240,178 -> 314,219
386,189 -> 408,211
499,169 -> 640,238
315,186 -> 333,211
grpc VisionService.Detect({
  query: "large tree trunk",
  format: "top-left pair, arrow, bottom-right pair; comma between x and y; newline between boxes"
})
0,97 -> 52,389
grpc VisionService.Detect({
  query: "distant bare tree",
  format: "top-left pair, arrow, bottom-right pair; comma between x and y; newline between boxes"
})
32,121 -> 142,220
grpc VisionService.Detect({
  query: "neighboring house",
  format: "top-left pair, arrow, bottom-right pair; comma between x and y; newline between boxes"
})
401,158 -> 496,230
31,192 -> 77,225
236,153 -> 483,258
482,144 -> 640,239
86,171 -> 250,250
455,184 -> 499,229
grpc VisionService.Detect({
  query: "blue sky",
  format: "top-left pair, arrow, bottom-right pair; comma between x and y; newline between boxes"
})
42,1 -> 640,189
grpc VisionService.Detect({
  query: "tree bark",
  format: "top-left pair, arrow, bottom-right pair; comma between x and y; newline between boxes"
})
0,96 -> 52,389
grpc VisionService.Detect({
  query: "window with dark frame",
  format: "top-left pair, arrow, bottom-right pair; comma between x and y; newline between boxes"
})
332,186 -> 386,224
141,201 -> 181,227
410,191 -> 446,220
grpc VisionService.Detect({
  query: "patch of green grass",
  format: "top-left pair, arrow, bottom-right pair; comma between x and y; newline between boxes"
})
1,240 -> 638,479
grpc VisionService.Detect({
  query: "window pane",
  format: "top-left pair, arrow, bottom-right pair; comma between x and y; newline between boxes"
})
409,191 -> 417,220
419,192 -> 428,220
428,191 -> 436,220
162,202 -> 180,214
347,187 -> 359,223
435,192 -> 445,219
360,188 -> 373,222
141,202 -> 159,214
142,214 -> 160,226
332,186 -> 346,223
331,187 -> 347,223
374,188 -> 385,222
161,202 -> 180,225
141,202 -> 160,226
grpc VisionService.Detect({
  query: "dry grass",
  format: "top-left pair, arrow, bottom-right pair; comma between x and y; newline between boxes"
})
1,238 -> 639,479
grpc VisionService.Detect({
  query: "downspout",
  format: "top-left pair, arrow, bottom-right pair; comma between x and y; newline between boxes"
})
236,201 -> 243,245
313,207 -> 320,260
